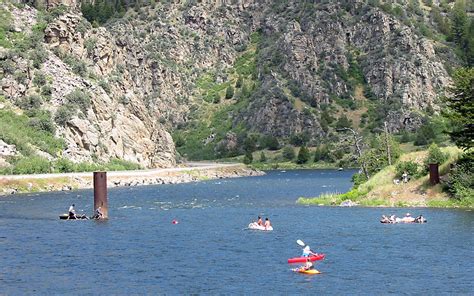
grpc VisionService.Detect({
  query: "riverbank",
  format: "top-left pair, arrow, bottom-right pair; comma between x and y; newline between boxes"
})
0,163 -> 264,195
297,147 -> 473,209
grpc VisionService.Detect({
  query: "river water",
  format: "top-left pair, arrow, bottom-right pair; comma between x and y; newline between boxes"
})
0,170 -> 473,294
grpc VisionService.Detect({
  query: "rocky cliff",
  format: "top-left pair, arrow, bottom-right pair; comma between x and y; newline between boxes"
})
0,0 -> 463,168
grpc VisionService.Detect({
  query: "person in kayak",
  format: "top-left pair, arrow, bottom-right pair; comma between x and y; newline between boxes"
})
264,218 -> 271,229
92,207 -> 103,219
302,244 -> 317,257
257,216 -> 263,226
68,204 -> 77,219
303,258 -> 314,271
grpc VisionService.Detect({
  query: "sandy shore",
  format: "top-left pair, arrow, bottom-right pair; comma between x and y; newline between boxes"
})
0,162 -> 264,195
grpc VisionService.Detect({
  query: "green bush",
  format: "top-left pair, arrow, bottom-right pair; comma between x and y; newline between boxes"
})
424,143 -> 448,166
225,86 -> 234,99
17,95 -> 42,111
296,146 -> 310,164
282,145 -> 295,161
243,151 -> 253,164
53,158 -> 75,173
12,156 -> 50,174
33,71 -> 47,87
259,151 -> 266,162
446,151 -> 474,201
66,89 -> 91,113
104,158 -> 141,171
395,161 -> 422,179
54,104 -> 75,126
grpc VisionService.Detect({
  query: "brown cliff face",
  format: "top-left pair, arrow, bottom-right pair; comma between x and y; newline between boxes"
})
1,0 -> 459,165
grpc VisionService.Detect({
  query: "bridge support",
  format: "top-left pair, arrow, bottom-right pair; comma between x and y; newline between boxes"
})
93,171 -> 108,219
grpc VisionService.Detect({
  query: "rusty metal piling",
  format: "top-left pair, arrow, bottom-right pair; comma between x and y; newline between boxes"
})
93,171 -> 108,219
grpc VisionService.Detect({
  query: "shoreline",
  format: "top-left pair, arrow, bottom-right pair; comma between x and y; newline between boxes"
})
0,163 -> 264,195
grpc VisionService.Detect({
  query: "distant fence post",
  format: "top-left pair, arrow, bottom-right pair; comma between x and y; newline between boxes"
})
93,171 -> 108,219
429,164 -> 440,185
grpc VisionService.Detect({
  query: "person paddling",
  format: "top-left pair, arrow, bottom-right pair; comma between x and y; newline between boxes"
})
303,258 -> 314,271
298,240 -> 318,257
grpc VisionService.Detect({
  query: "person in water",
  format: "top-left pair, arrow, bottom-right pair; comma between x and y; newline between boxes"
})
68,204 -> 77,219
302,244 -> 317,257
264,218 -> 271,229
257,216 -> 263,226
93,207 -> 103,219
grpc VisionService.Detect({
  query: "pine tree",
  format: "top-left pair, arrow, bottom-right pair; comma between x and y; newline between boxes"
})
296,146 -> 310,164
243,151 -> 253,164
259,151 -> 267,163
225,86 -> 234,99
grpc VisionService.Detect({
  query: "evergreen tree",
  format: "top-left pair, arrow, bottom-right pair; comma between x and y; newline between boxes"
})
450,0 -> 468,46
296,146 -> 310,164
282,145 -> 295,161
225,86 -> 234,99
243,150 -> 253,164
444,67 -> 474,149
259,151 -> 267,163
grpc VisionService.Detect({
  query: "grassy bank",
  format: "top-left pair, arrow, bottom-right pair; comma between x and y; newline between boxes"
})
297,147 -> 473,208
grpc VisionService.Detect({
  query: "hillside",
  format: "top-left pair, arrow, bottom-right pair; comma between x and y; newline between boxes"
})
0,0 -> 472,173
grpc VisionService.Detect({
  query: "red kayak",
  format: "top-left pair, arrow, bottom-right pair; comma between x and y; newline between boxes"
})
287,254 -> 325,264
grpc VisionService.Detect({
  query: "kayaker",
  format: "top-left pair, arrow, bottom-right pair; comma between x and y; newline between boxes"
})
303,258 -> 314,271
302,244 -> 317,257
257,216 -> 263,226
264,218 -> 271,229
68,204 -> 77,219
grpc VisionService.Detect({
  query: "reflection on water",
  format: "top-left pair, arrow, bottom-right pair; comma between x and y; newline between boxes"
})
0,170 -> 473,294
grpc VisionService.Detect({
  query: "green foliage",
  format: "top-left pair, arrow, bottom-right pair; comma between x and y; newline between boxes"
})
81,0 -> 125,25
103,158 -> 141,171
225,85 -> 234,99
282,145 -> 295,161
443,68 -> 474,149
54,104 -> 76,126
0,109 -> 65,156
395,161 -> 422,179
17,95 -> 42,111
243,150 -> 253,164
11,156 -> 50,174
296,145 -> 310,164
235,76 -> 243,88
289,132 -> 309,146
33,71 -> 47,87
259,151 -> 267,162
446,151 -> 474,201
260,135 -> 280,150
65,89 -> 91,113
424,143 -> 448,166
52,158 -> 75,173
335,114 -> 352,129
27,110 -> 56,134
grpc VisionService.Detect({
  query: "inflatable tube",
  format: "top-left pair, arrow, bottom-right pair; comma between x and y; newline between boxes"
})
288,254 -> 325,264
248,222 -> 273,231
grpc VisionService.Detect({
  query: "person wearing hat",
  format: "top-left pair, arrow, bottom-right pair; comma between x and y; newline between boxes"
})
68,204 -> 77,219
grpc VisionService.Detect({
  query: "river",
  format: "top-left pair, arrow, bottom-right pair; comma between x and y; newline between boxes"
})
0,170 -> 472,294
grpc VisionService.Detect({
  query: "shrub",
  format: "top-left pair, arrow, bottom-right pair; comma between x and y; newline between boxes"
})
28,110 -> 55,133
33,71 -> 47,87
446,151 -> 474,200
243,151 -> 253,164
296,145 -> 310,164
66,89 -> 91,113
395,161 -> 422,179
259,151 -> 266,162
53,158 -> 75,173
29,46 -> 48,69
282,145 -> 295,161
41,85 -> 52,98
424,143 -> 448,166
17,95 -> 42,110
225,86 -> 234,99
54,104 -> 75,126
12,156 -> 50,174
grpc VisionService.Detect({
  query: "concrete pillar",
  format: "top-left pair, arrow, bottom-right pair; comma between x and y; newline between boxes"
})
429,163 -> 440,185
93,171 -> 108,219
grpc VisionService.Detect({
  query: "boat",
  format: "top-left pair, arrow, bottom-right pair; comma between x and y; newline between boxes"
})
248,222 -> 273,231
292,268 -> 321,275
287,254 -> 325,264
59,214 -> 89,220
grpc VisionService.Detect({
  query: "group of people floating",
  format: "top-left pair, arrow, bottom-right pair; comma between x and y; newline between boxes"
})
67,204 -> 104,220
380,213 -> 427,224
255,216 -> 272,229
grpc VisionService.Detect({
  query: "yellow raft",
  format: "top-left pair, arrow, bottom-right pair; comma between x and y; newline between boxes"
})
294,268 -> 321,275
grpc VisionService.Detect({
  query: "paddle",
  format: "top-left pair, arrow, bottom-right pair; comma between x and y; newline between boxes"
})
297,239 -> 305,247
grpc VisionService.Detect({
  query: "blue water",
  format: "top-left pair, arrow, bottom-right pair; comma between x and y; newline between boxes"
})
0,170 -> 473,294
